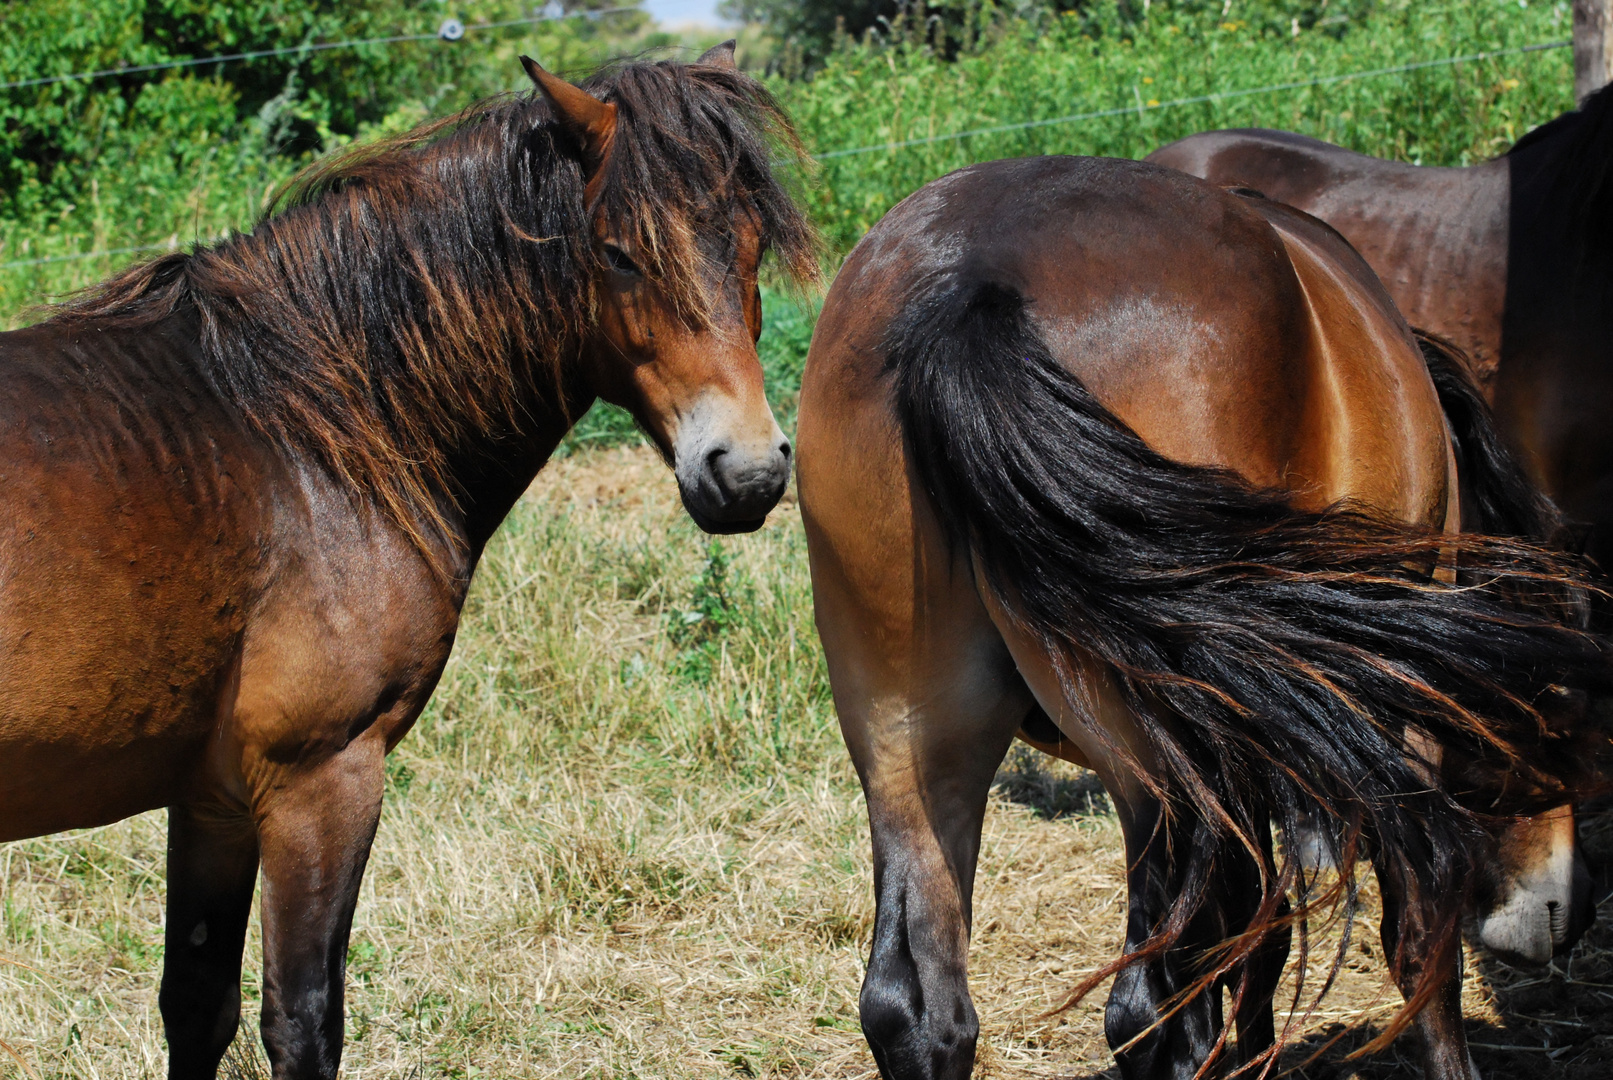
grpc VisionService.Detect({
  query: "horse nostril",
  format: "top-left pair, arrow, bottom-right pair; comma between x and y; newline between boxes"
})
777,440 -> 792,461
1548,899 -> 1568,941
705,446 -> 729,483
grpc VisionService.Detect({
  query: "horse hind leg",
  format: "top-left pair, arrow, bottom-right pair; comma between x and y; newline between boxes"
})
1224,815 -> 1289,1071
1104,801 -> 1229,1080
160,804 -> 261,1079
1376,857 -> 1479,1080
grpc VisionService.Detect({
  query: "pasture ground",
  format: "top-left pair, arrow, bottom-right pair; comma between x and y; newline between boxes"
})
3,444 -> 1612,1079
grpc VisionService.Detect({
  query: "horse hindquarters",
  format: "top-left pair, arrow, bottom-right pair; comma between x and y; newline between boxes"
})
798,301 -> 1276,1080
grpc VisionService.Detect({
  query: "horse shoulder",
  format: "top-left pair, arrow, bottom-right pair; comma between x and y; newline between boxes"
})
222,465 -> 463,802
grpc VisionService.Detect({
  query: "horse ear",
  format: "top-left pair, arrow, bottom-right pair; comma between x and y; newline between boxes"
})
520,55 -> 617,177
697,40 -> 738,70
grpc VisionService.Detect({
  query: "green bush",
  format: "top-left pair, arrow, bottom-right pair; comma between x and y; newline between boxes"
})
778,0 -> 1575,252
0,0 -> 1581,441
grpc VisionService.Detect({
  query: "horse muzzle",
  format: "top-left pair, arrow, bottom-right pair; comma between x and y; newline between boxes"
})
675,433 -> 791,534
1474,808 -> 1596,965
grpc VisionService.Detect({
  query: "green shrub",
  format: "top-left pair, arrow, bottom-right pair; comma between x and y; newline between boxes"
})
779,0 -> 1575,252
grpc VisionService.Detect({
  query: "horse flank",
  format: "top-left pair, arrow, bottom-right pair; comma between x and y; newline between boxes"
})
44,60 -> 818,565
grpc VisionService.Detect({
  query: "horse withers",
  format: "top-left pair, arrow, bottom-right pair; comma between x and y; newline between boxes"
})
0,46 -> 815,1079
797,155 -> 1607,1080
1149,90 -> 1613,964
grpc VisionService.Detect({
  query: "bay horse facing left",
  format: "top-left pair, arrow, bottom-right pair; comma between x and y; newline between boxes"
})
0,47 -> 814,1079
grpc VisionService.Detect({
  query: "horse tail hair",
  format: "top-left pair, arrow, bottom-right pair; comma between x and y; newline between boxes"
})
1415,329 -> 1565,543
885,275 -> 1610,1053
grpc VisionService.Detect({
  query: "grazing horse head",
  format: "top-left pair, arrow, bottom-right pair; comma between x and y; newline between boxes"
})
527,46 -> 816,533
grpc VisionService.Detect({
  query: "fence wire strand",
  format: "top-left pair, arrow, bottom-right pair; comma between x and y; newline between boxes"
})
0,9 -> 640,92
0,37 -> 1572,272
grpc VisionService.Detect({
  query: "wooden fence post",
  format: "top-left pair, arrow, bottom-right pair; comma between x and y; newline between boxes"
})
1575,0 -> 1613,103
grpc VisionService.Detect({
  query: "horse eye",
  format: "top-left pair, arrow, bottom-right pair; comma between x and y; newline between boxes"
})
603,243 -> 642,278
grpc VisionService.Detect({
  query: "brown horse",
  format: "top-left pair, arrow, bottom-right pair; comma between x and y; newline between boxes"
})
797,155 -> 1608,1080
0,46 -> 813,1079
1149,87 -> 1613,965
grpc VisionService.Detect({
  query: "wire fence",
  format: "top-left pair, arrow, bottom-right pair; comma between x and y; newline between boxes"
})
0,36 -> 1572,273
0,8 -> 641,92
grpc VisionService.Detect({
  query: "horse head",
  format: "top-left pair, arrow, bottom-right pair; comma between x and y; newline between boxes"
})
525,47 -> 815,534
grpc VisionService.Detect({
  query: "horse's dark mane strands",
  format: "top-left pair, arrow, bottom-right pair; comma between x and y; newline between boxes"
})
43,60 -> 817,564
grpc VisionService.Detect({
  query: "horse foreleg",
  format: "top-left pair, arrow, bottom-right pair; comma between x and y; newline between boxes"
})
254,726 -> 386,1080
160,803 -> 260,1079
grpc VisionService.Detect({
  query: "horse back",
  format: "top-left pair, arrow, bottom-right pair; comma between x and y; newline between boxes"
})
1150,129 -> 1508,391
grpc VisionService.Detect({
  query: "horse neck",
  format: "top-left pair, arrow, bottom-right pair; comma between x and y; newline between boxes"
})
189,133 -> 604,563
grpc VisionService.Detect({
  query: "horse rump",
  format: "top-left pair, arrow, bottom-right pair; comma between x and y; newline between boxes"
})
883,273 -> 1611,1050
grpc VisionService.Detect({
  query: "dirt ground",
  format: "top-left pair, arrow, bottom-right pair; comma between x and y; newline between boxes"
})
3,444 -> 1611,1079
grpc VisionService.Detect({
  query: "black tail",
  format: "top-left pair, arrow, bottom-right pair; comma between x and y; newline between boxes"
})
1416,330 -> 1565,543
886,276 -> 1610,1048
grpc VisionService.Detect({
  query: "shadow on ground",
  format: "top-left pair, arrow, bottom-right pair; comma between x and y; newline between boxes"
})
993,744 -> 1113,819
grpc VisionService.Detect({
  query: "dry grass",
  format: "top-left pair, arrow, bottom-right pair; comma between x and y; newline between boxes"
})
3,444 -> 1612,1079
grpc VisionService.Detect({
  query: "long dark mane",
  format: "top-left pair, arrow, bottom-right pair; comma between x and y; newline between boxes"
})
1506,81 -> 1613,254
47,58 -> 817,561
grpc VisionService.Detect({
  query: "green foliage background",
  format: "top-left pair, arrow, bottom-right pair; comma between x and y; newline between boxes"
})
0,0 -> 1581,443
0,0 -> 653,300
781,0 -> 1575,252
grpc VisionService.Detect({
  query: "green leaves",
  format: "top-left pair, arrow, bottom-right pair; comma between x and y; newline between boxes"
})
777,0 -> 1576,254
